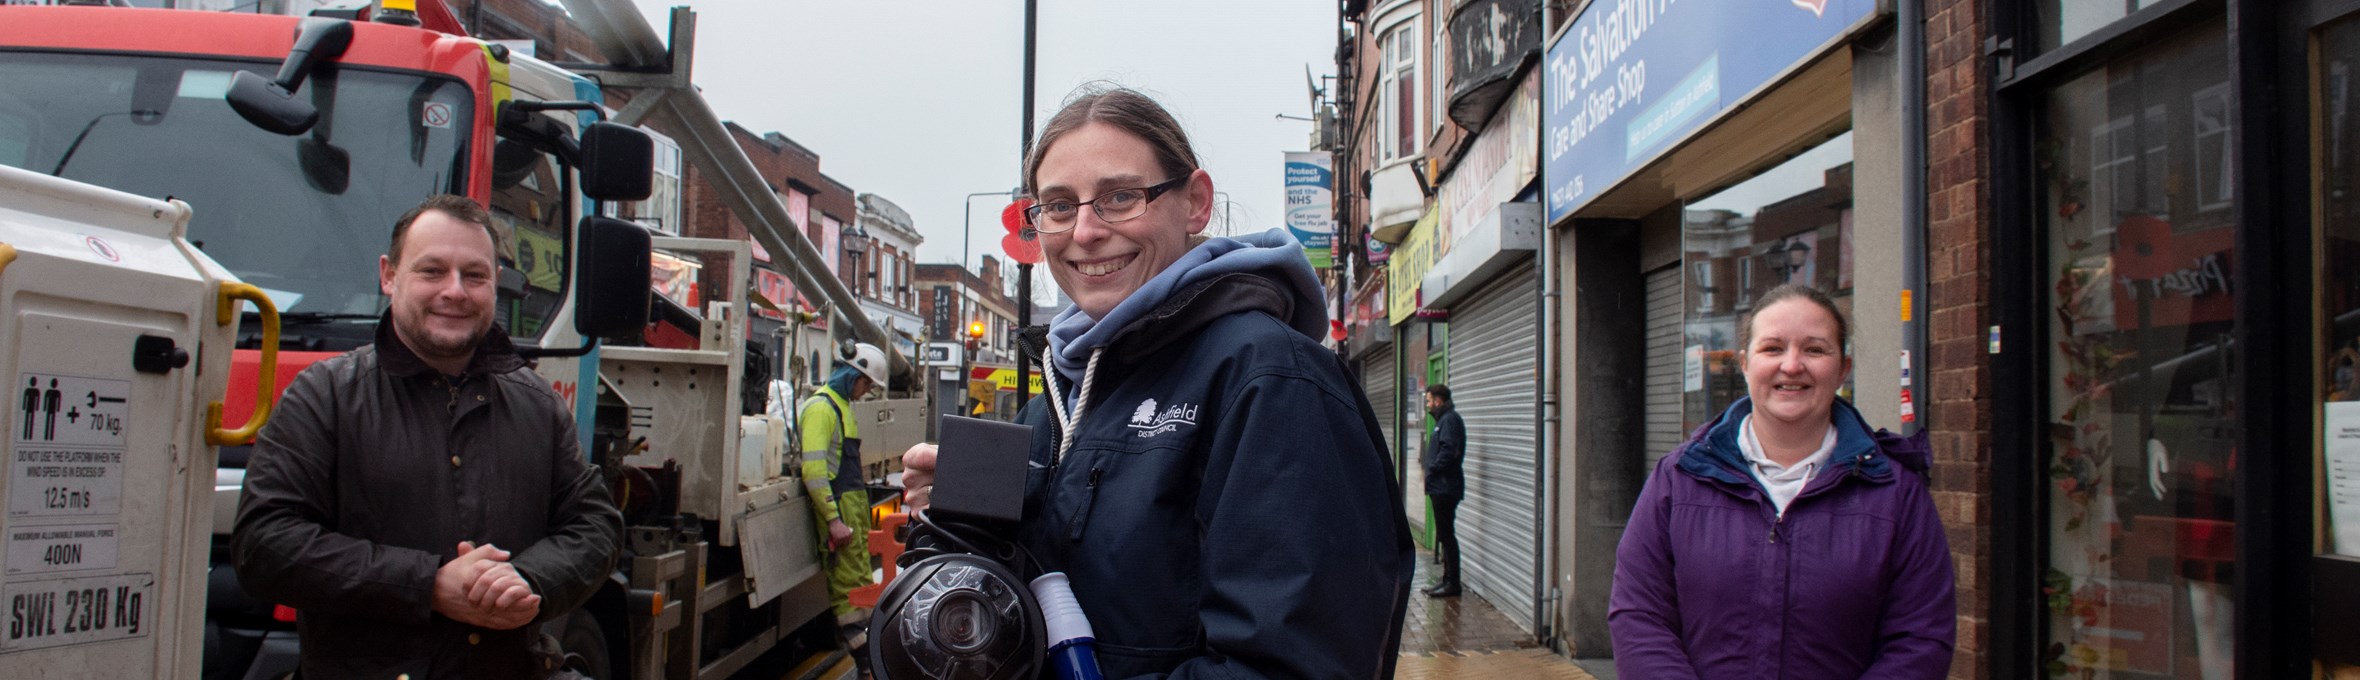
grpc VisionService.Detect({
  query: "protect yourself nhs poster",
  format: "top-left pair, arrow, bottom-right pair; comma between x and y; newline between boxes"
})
1285,151 -> 1335,268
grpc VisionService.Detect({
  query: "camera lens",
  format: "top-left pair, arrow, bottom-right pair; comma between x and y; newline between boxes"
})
931,589 -> 998,655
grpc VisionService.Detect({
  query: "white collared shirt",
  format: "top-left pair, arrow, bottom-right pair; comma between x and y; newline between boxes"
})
1737,415 -> 1838,517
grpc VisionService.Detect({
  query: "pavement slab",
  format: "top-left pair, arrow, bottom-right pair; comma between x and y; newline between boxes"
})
1398,546 -> 1598,678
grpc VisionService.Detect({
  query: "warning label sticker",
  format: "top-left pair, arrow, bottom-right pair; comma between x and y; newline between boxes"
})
0,573 -> 151,653
13,373 -> 128,448
6,525 -> 118,577
421,101 -> 453,128
8,449 -> 123,518
10,373 -> 129,519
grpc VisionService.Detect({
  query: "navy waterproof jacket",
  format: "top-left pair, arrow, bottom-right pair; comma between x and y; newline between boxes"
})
1608,397 -> 1955,679
1013,271 -> 1414,680
1421,406 -> 1464,498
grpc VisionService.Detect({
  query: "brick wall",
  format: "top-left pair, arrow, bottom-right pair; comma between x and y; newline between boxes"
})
681,124 -> 853,241
914,264 -> 1011,316
671,123 -> 862,318
678,125 -> 852,237
914,263 -> 1017,356
1922,0 -> 1992,677
683,164 -> 736,242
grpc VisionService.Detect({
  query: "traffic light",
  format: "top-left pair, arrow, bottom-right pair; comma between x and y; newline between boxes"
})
964,320 -> 985,354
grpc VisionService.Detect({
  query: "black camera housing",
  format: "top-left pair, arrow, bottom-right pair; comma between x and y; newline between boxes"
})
869,550 -> 1044,680
869,416 -> 1045,679
928,416 -> 1032,527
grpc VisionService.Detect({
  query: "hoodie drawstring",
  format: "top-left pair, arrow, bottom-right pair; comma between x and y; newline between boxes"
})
1044,345 -> 1103,464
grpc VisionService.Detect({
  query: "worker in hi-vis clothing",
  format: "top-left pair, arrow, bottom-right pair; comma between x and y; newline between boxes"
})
800,342 -> 887,674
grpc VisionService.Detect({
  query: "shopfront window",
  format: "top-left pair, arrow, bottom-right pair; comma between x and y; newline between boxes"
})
1680,131 -> 1854,428
2034,24 -> 2236,679
2035,0 -> 2171,53
2314,17 -> 2360,565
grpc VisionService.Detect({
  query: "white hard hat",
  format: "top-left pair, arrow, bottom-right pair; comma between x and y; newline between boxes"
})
845,342 -> 888,387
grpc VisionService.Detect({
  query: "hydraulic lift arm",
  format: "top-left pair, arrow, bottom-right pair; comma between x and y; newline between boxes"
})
556,0 -> 917,381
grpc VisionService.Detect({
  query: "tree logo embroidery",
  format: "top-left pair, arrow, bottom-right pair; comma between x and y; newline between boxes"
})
1126,398 -> 1199,439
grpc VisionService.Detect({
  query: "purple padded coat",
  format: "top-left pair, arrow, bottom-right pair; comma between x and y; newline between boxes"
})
1609,397 -> 1955,679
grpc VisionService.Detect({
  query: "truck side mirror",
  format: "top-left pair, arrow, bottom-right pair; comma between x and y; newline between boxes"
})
226,17 -> 353,135
574,216 -> 652,339
579,122 -> 653,202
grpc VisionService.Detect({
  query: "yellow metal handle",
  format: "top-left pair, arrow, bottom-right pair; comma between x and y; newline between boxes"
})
207,282 -> 279,446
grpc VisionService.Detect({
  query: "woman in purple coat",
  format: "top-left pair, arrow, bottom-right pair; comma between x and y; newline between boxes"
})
1609,284 -> 1956,678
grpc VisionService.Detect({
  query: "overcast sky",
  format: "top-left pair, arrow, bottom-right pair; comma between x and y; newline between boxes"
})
625,1 -> 1338,302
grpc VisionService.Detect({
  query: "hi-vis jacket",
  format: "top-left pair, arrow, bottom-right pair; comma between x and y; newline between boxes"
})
798,385 -> 864,524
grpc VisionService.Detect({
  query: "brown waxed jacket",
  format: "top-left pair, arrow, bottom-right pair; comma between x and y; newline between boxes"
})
231,319 -> 620,679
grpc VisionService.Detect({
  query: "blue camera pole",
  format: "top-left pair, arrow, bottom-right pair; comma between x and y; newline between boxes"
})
1032,572 -> 1105,680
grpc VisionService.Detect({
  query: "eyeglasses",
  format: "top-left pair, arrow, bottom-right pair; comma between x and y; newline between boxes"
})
1023,176 -> 1188,233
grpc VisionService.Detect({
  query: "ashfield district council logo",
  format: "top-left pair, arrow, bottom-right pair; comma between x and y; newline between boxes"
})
1127,397 -> 1199,439
1791,0 -> 1828,17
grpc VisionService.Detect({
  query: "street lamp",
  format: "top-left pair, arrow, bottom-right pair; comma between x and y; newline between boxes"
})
960,189 -> 1020,272
1211,191 -> 1235,236
1768,239 -> 1813,285
839,221 -> 870,293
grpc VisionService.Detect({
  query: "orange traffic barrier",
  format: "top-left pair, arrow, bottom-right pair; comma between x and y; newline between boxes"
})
848,512 -> 910,609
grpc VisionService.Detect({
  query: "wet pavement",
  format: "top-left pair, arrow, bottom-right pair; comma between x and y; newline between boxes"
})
805,545 -> 1615,679
1396,546 -> 1604,679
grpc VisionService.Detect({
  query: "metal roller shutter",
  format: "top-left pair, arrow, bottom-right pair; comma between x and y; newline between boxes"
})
1364,347 -> 1399,465
1645,265 -> 1685,469
1360,348 -> 1414,529
1448,261 -> 1540,635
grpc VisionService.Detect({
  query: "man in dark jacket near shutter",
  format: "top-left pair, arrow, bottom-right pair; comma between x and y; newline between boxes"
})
232,195 -> 621,679
1422,383 -> 1466,597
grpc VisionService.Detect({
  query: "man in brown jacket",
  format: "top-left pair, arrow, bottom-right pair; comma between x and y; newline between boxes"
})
232,195 -> 621,678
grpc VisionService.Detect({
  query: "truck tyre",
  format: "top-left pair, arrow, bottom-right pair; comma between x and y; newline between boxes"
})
560,610 -> 613,679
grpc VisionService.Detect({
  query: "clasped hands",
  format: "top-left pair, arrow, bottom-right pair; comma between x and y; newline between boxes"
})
431,541 -> 542,630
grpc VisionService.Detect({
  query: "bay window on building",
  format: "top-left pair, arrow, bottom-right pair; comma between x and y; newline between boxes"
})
1430,9 -> 1447,141
1377,16 -> 1418,161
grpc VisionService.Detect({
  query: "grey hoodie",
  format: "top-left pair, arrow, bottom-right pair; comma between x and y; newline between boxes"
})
1045,228 -> 1328,401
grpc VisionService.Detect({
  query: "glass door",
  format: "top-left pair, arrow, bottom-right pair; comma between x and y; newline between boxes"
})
2310,9 -> 2360,675
2033,23 -> 2240,679
1416,326 -> 1447,549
